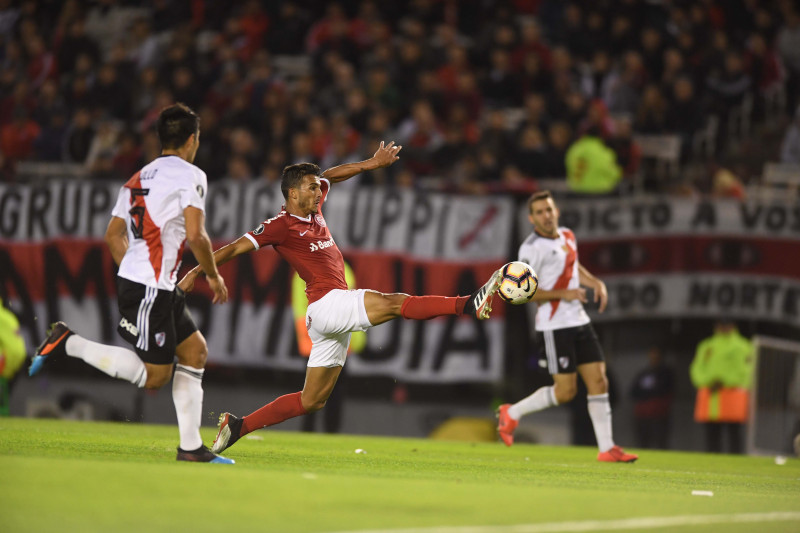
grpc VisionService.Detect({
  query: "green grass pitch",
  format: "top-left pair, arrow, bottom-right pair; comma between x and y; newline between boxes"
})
2,417 -> 799,533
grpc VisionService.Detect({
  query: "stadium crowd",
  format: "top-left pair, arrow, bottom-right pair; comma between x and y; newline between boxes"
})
0,0 -> 797,196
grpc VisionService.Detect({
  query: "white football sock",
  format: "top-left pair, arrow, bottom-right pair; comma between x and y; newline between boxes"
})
172,364 -> 204,451
587,393 -> 615,452
65,334 -> 147,387
508,386 -> 558,420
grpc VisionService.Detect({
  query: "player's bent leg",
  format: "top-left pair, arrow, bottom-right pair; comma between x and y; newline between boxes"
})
144,363 -> 173,389
301,365 -> 342,412
577,361 -> 609,396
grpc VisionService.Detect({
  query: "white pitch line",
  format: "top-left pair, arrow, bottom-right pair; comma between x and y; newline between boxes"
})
328,511 -> 800,533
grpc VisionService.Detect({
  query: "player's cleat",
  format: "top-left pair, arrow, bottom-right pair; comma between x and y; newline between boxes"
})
211,412 -> 243,453
29,321 -> 74,376
597,445 -> 638,463
176,445 -> 235,464
497,403 -> 518,446
464,268 -> 503,320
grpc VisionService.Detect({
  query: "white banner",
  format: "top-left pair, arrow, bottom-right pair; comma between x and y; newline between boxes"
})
0,180 -> 514,260
517,196 -> 800,240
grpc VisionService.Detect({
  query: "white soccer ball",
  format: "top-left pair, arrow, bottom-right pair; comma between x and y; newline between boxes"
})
498,261 -> 538,305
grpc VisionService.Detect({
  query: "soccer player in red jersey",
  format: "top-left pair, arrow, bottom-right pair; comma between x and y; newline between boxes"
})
178,141 -> 503,454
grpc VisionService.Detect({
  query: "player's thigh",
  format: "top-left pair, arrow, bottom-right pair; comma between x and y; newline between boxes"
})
363,290 -> 406,325
172,288 -> 204,368
577,361 -> 608,395
551,372 -> 578,402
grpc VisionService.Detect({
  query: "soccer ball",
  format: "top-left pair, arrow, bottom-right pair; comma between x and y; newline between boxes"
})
498,261 -> 538,305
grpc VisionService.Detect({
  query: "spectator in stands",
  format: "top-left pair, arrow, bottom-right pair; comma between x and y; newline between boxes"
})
565,125 -> 622,195
690,320 -> 754,454
0,106 -> 40,170
629,347 -> 674,449
667,76 -> 704,163
607,116 -> 641,185
513,125 -> 548,179
635,85 -> 668,134
778,4 -> 800,116
780,106 -> 800,164
543,121 -> 571,178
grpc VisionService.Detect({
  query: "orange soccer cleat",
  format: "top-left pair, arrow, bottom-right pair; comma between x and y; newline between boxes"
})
497,403 -> 518,447
597,445 -> 638,463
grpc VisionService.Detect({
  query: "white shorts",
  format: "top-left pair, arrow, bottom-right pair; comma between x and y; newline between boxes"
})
306,289 -> 373,368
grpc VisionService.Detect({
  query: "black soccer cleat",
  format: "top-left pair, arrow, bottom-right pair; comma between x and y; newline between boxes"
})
29,321 -> 74,376
176,444 -> 235,464
211,412 -> 244,454
463,269 -> 503,320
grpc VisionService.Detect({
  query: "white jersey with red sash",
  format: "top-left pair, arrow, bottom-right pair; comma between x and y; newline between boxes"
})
518,226 -> 590,331
111,155 -> 207,291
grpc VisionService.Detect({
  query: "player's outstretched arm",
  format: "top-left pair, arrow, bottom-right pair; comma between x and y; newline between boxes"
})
321,140 -> 402,183
578,262 -> 608,312
179,235 -> 255,293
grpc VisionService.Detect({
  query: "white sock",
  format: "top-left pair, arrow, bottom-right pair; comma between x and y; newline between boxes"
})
587,393 -> 615,452
172,364 -> 204,451
508,386 -> 558,420
65,334 -> 147,387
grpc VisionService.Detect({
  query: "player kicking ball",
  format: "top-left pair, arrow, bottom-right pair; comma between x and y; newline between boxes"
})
177,141 -> 504,455
497,191 -> 637,463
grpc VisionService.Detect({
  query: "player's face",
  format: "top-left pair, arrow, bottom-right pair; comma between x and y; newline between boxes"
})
529,197 -> 559,237
295,174 -> 322,215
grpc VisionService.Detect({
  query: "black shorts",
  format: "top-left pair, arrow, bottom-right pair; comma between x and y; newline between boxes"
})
537,323 -> 604,374
116,277 -> 198,365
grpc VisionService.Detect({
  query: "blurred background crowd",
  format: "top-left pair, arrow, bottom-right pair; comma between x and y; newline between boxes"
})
2,0 -> 800,196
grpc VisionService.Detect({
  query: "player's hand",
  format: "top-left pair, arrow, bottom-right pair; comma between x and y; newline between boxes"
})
206,273 -> 229,304
564,288 -> 588,303
373,140 -> 402,167
178,270 -> 199,293
594,280 -> 608,313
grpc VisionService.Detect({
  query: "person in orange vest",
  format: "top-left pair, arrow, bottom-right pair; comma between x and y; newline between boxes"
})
690,320 -> 754,454
292,261 -> 365,433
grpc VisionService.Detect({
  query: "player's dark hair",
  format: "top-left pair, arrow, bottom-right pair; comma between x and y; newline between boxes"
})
528,190 -> 554,212
281,163 -> 320,200
157,103 -> 199,150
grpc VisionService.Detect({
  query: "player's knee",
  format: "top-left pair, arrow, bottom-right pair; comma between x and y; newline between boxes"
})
145,369 -> 171,389
302,397 -> 327,413
554,383 -> 577,403
586,376 -> 608,395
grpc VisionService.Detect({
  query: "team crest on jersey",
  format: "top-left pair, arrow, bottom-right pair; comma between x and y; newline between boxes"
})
196,184 -> 204,199
155,332 -> 166,347
315,214 -> 326,227
559,357 -> 569,369
253,223 -> 265,235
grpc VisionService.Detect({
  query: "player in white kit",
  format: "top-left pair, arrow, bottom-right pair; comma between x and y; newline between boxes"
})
29,104 -> 233,463
497,191 -> 637,462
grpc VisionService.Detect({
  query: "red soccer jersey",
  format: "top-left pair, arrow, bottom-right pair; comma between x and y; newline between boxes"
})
243,178 -> 347,303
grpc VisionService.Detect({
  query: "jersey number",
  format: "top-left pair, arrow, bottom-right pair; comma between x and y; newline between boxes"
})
129,188 -> 150,239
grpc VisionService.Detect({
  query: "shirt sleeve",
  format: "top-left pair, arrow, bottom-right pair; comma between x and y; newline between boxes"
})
110,186 -> 130,219
179,170 -> 207,212
244,215 -> 288,250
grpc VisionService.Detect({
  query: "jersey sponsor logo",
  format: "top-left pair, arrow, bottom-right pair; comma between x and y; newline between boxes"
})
119,317 -> 139,336
300,230 -> 309,236
309,238 -> 335,252
315,214 -> 326,227
155,332 -> 166,347
196,184 -> 204,199
253,224 -> 265,235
